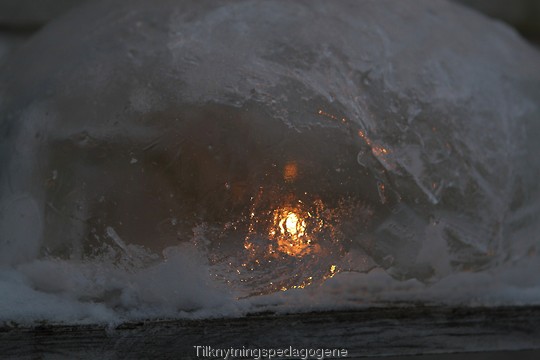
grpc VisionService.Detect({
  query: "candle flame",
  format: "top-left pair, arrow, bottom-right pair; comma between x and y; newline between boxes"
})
273,208 -> 317,257
233,191 -> 367,295
280,211 -> 305,237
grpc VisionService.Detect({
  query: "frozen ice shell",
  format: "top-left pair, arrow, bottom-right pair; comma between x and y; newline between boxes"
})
0,0 -> 539,283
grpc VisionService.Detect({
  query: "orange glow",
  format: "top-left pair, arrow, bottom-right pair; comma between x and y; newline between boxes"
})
285,276 -> 313,290
283,162 -> 298,182
280,211 -> 305,237
236,191 -> 362,295
358,130 -> 372,146
358,130 -> 390,155
272,208 -> 318,257
358,129 -> 394,170
317,109 -> 348,123
377,181 -> 387,204
242,196 -> 333,262
372,145 -> 389,157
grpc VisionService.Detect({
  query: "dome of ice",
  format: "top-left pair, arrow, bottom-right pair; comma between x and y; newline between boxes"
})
1,0 -> 540,323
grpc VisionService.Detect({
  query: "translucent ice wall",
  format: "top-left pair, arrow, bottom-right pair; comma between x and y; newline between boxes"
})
1,0 -> 540,324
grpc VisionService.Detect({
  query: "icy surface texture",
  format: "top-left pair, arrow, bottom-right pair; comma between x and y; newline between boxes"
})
0,0 -> 540,322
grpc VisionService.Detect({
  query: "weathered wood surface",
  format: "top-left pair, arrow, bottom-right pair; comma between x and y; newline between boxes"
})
1,305 -> 540,359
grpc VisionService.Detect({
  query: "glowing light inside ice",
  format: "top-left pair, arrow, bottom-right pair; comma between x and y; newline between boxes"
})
274,209 -> 311,257
283,162 -> 298,182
